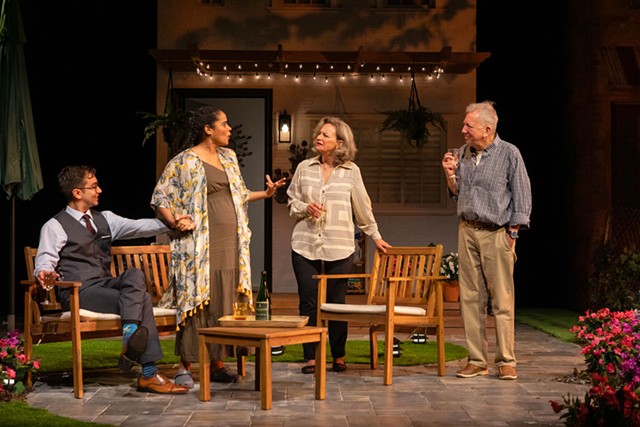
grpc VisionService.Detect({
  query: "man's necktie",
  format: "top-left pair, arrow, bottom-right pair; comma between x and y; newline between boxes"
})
82,214 -> 96,235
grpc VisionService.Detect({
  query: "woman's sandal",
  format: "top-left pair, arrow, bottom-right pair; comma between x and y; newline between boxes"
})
211,367 -> 240,383
301,365 -> 315,374
174,370 -> 194,389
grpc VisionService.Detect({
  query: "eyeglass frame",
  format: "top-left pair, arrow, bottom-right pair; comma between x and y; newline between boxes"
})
76,184 -> 101,191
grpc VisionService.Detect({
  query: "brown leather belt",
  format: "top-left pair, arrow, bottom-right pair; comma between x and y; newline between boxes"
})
461,218 -> 503,231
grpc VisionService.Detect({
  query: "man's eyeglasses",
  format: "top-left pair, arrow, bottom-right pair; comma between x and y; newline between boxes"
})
77,184 -> 100,191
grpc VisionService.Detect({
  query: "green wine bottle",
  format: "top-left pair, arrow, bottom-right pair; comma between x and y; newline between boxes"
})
256,270 -> 270,320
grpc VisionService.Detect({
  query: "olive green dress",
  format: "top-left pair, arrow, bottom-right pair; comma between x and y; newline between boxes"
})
175,162 -> 239,362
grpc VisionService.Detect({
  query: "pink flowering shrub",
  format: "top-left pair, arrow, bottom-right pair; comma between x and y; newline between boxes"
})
0,330 -> 40,400
550,308 -> 640,425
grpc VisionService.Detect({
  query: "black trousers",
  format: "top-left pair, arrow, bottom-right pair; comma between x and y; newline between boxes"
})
62,268 -> 163,365
292,251 -> 353,361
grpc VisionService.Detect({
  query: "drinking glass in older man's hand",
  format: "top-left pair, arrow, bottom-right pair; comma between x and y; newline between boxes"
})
447,148 -> 459,167
233,302 -> 249,320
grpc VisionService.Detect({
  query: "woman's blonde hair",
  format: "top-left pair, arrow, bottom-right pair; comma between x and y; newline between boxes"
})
311,116 -> 357,165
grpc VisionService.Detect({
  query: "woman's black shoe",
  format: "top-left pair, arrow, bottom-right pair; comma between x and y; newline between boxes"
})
301,365 -> 315,374
211,367 -> 239,383
332,362 -> 347,372
271,345 -> 285,356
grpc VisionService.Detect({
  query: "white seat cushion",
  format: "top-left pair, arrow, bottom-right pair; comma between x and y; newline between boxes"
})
152,307 -> 177,316
46,307 -> 177,322
60,309 -> 121,320
321,303 -> 426,316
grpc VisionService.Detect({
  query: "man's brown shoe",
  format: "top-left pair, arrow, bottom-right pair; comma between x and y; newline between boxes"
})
137,373 -> 189,394
498,365 -> 518,380
456,363 -> 488,378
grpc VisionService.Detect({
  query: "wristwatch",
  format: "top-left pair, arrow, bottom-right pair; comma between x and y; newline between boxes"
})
507,230 -> 519,239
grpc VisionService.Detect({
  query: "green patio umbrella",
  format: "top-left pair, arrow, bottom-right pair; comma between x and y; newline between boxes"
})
1,0 -> 43,331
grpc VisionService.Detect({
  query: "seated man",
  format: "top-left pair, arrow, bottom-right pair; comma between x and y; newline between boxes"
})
34,165 -> 194,394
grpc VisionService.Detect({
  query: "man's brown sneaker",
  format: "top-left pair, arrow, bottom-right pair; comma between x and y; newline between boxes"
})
498,365 -> 518,380
456,363 -> 488,378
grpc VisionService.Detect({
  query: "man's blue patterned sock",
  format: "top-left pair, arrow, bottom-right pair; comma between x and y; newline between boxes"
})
141,363 -> 158,379
122,323 -> 138,346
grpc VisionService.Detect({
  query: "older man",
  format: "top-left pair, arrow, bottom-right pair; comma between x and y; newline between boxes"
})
442,101 -> 532,380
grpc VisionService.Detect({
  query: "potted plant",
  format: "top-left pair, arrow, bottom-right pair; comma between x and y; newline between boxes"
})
379,76 -> 445,150
272,139 -> 310,204
440,252 -> 459,302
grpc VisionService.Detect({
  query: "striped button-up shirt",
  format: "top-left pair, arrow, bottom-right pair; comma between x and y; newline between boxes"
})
287,156 -> 383,261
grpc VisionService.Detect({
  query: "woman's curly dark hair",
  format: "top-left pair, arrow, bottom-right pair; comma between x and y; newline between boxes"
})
184,106 -> 223,148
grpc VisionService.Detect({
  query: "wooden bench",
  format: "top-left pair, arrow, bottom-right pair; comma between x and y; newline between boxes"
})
21,244 -> 176,399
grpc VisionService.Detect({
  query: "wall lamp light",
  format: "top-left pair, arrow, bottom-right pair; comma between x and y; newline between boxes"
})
279,110 -> 291,143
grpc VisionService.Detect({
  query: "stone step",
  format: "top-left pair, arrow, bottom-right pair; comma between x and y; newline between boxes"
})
270,293 -> 494,338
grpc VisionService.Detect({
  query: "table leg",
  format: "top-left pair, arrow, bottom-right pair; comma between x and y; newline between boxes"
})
259,338 -> 272,410
199,335 -> 211,401
254,348 -> 260,391
315,330 -> 326,400
237,352 -> 246,378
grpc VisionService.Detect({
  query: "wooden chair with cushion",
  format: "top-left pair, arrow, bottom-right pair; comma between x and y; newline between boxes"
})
315,245 -> 446,385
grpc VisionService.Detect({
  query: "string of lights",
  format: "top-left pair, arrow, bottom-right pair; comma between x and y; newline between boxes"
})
151,44 -> 489,84
194,64 -> 445,83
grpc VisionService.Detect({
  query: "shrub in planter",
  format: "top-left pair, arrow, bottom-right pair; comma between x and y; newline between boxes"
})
550,308 -> 640,425
589,244 -> 640,311
1,330 -> 40,401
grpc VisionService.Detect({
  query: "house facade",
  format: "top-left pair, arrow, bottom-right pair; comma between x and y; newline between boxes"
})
152,0 -> 488,292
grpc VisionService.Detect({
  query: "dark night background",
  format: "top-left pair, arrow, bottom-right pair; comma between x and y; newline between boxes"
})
0,1 -> 567,322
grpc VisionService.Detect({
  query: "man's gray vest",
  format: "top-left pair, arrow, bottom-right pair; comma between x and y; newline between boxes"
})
54,210 -> 113,283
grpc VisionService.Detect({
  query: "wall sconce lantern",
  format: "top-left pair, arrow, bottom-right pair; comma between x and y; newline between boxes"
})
279,110 -> 291,143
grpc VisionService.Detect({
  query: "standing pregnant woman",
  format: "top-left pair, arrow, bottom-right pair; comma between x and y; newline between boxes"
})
151,106 -> 285,387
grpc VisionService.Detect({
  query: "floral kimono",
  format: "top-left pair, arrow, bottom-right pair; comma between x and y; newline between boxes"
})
151,147 -> 252,329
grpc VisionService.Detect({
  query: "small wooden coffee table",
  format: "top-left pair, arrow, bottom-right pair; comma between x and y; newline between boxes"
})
198,326 -> 326,410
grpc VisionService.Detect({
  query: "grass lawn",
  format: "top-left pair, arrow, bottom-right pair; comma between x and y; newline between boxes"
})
0,401 -> 108,427
32,336 -> 468,374
515,307 -> 582,343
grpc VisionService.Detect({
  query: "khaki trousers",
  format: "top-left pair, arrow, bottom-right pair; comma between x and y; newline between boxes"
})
458,222 -> 517,368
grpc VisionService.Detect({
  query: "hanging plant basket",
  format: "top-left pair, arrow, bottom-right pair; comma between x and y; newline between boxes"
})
137,73 -> 253,165
138,71 -> 193,157
379,75 -> 445,150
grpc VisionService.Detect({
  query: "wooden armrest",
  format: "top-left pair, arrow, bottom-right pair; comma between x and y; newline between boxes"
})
313,273 -> 372,280
20,280 -> 82,288
315,273 -> 372,306
386,275 -> 447,282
